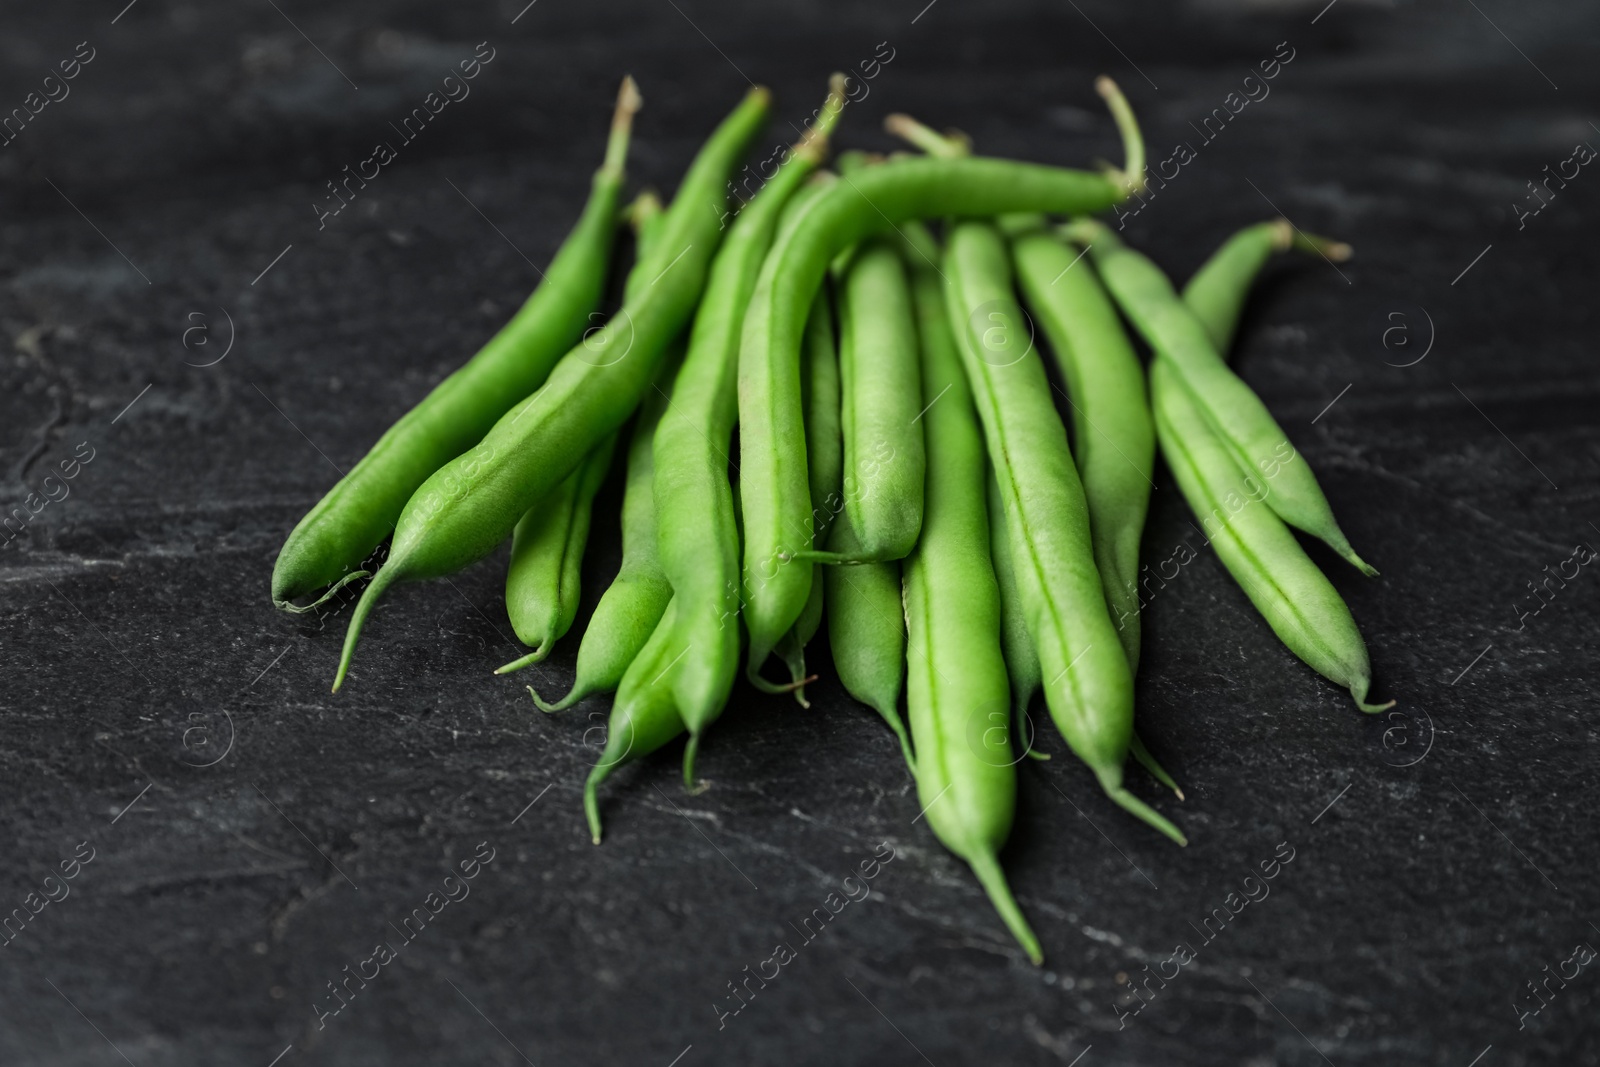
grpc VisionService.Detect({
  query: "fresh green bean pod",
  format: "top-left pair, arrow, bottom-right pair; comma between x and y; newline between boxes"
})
823,521 -> 912,767
985,469 -> 1043,744
1165,219 -> 1384,711
738,77 -> 1146,684
802,281 -> 844,555
1149,359 -> 1389,711
272,79 -> 641,610
904,252 -> 1042,965
777,284 -> 844,704
520,340 -> 680,701
814,219 -> 924,766
1011,229 -> 1152,670
1068,219 -> 1376,578
1181,219 -> 1351,355
944,220 -> 1184,846
333,86 -> 772,690
795,237 -> 924,564
582,597 -> 688,843
591,80 -> 847,799
1007,227 -> 1181,792
989,465 -> 1181,785
500,433 -> 617,666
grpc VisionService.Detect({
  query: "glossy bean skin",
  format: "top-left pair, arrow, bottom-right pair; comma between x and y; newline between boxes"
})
1011,229 -> 1152,671
272,79 -> 641,610
522,342 -> 679,702
989,464 -> 1182,785
1165,221 -> 1386,711
802,284 -> 844,561
1071,219 -> 1376,578
333,87 -> 771,690
776,285 -> 843,703
943,220 -> 1184,846
985,470 -> 1042,733
738,86 -> 1142,682
823,521 -> 912,767
818,221 -> 931,767
1179,219 -> 1286,355
587,83 -> 847,807
797,237 -> 924,564
1009,228 -> 1181,792
1149,359 -> 1389,711
582,597 -> 690,843
903,245 -> 1042,964
501,433 -> 617,665
1182,219 -> 1351,355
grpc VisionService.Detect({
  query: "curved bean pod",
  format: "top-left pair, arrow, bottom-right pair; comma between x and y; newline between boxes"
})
904,251 -> 1042,964
823,521 -> 912,767
795,236 -> 924,564
333,86 -> 771,690
1011,228 -> 1152,670
582,597 -> 688,843
1166,220 -> 1385,711
500,434 -> 617,667
1181,218 -> 1351,355
1008,226 -> 1181,793
738,77 -> 1146,683
943,220 -> 1184,845
1149,359 -> 1389,711
990,458 -> 1182,785
1068,219 -> 1376,578
773,284 -> 843,703
272,78 -> 641,610
985,469 -> 1046,759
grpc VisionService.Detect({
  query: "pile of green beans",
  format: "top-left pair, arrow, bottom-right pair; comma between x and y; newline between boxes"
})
270,72 -> 1391,966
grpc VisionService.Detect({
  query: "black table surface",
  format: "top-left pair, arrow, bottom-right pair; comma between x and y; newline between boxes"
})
2,2 -> 1596,1064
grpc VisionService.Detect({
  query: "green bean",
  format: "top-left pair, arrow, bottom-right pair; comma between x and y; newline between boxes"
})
272,79 -> 641,611
943,219 -> 1184,846
1150,359 -> 1390,711
1011,228 -> 1151,668
988,464 -> 1179,786
333,86 -> 771,691
1181,218 -> 1351,355
499,433 -> 616,666
823,522 -> 913,766
582,596 -> 687,842
904,245 -> 1042,964
1067,218 -> 1376,578
775,285 -> 843,705
802,283 -> 844,553
584,81 -> 847,812
739,77 -> 1147,683
809,220 -> 919,763
1007,225 -> 1181,794
520,338 -> 680,701
1160,220 -> 1386,712
985,469 -> 1046,760
794,237 -> 924,564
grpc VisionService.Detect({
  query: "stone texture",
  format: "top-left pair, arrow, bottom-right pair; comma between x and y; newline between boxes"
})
0,2 -> 1596,1065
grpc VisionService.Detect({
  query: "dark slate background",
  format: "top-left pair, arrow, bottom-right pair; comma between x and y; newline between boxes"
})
1,1 -> 1595,1064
